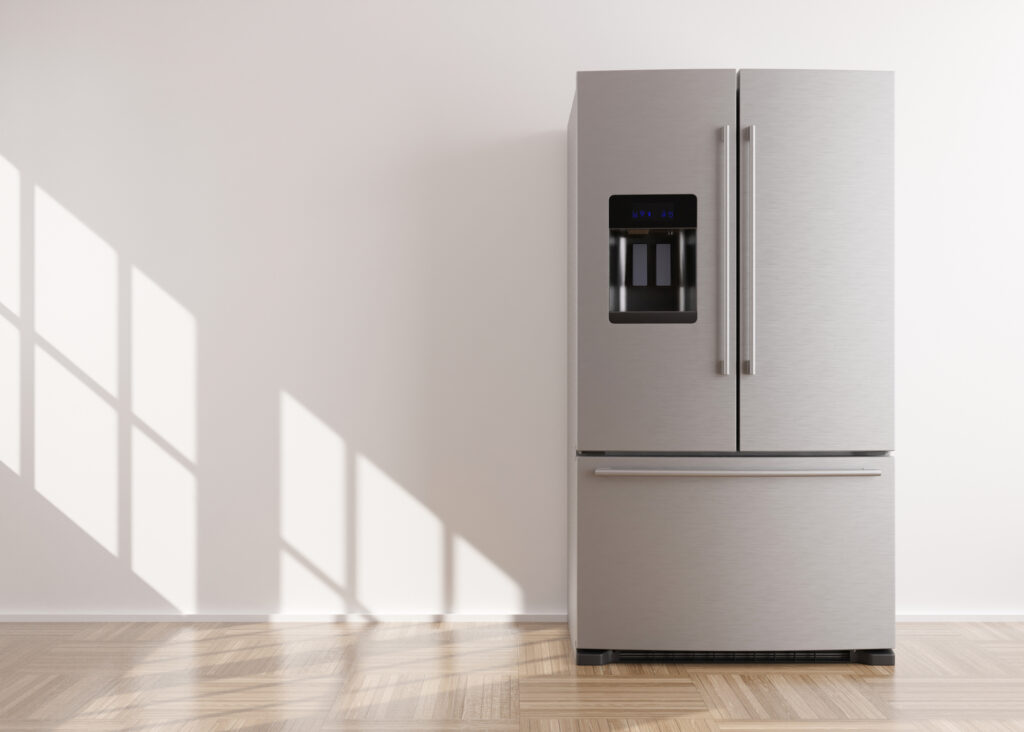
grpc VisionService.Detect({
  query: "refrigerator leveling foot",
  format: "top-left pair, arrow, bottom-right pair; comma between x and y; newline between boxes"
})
851,648 -> 895,665
576,649 -> 619,665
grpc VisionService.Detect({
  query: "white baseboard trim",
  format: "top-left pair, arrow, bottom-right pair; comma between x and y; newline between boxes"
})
896,614 -> 1024,622
0,613 -> 568,623
1,613 -> 1019,624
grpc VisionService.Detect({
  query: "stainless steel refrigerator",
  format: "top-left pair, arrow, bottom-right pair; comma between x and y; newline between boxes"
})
567,69 -> 894,665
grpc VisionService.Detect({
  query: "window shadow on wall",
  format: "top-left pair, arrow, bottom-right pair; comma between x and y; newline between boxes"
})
0,127 -> 567,619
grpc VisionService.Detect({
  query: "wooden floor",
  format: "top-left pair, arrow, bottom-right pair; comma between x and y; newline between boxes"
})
0,622 -> 1023,731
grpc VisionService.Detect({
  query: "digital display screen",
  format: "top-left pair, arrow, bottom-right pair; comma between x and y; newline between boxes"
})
631,203 -> 674,223
609,195 -> 696,229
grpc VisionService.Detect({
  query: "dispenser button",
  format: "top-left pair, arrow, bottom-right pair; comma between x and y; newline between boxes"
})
631,244 -> 647,287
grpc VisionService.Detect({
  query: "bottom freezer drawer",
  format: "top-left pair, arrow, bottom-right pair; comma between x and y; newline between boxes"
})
575,456 -> 894,652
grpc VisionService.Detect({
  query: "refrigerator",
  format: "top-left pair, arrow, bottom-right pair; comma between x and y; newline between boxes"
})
567,69 -> 894,665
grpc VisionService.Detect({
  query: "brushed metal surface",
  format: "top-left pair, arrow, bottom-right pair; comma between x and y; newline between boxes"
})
575,455 -> 895,652
738,70 -> 894,452
575,70 -> 738,452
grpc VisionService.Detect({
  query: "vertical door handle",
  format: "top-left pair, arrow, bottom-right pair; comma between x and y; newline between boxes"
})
744,124 -> 756,375
719,124 -> 730,375
617,234 -> 627,311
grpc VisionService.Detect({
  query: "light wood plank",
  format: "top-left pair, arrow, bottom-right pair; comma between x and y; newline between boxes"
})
868,679 -> 1024,719
519,677 -> 709,718
520,720 -> 720,731
0,621 -> 1021,729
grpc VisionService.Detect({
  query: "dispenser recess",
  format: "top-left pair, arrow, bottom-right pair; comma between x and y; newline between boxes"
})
608,194 -> 697,323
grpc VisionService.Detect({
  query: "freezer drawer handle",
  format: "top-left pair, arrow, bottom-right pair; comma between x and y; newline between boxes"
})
744,124 -> 756,376
593,468 -> 882,478
719,124 -> 731,375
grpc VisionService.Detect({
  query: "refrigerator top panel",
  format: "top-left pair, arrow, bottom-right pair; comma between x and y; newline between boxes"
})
572,70 -> 737,453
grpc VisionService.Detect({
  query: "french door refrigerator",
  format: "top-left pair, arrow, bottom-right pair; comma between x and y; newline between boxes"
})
567,69 -> 894,665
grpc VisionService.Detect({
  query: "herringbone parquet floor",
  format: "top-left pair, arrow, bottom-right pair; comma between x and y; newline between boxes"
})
0,622 -> 1022,730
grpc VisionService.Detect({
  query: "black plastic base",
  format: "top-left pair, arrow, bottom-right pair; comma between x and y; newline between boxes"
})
576,648 -> 895,666
576,649 -> 619,665
850,648 -> 896,665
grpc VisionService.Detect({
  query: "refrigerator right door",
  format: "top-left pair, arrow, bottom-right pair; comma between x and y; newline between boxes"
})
738,70 -> 894,452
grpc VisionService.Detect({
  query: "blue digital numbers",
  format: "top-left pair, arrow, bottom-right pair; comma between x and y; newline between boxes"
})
631,206 -> 674,221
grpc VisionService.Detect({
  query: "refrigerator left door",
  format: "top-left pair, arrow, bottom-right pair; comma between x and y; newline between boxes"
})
573,70 -> 738,452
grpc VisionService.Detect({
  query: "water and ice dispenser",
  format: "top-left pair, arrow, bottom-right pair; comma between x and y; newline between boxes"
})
608,194 -> 697,323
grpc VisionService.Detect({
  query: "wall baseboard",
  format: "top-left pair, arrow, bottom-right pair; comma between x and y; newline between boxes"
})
0,613 -> 1019,624
0,613 -> 569,623
896,614 -> 1024,622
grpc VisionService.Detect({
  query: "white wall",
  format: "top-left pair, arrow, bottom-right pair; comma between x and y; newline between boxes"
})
0,0 -> 1021,617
